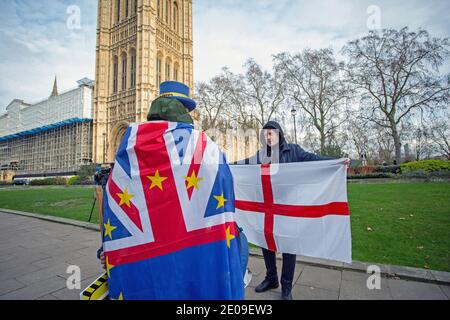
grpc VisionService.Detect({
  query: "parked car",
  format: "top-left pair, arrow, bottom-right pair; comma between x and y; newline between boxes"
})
12,179 -> 29,186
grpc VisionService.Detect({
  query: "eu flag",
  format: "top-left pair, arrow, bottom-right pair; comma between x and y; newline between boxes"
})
102,121 -> 244,300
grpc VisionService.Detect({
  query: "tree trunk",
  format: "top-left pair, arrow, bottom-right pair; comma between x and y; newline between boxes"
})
320,131 -> 326,155
391,125 -> 402,164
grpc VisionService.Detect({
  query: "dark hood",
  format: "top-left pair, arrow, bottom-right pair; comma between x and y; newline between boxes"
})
258,121 -> 287,163
261,121 -> 286,148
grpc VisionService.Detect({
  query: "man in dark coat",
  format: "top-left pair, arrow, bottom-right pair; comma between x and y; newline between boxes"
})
240,120 -> 332,300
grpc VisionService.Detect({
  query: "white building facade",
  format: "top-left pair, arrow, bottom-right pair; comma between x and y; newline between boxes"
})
0,78 -> 95,181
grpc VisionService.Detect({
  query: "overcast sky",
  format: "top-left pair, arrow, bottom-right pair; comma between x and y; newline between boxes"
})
0,0 -> 449,112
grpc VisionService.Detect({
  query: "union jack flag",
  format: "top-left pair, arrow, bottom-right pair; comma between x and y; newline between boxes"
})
102,121 -> 244,300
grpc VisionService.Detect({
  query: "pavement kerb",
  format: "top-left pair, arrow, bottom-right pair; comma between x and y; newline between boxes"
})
248,249 -> 450,286
0,208 -> 100,232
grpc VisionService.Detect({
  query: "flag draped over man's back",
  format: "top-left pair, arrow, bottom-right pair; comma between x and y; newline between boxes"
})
231,159 -> 352,263
103,121 -> 244,300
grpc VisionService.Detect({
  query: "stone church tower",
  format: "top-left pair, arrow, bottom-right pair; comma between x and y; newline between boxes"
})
93,0 -> 193,163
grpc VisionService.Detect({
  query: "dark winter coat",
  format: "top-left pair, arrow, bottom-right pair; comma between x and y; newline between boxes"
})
237,121 -> 332,165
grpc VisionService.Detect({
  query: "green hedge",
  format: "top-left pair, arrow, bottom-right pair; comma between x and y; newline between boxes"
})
67,175 -> 93,186
67,176 -> 81,185
29,177 -> 67,186
374,165 -> 401,174
402,169 -> 450,180
401,160 -> 450,173
348,173 -> 395,180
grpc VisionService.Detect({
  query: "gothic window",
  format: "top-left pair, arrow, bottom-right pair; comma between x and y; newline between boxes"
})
116,0 -> 121,23
165,60 -> 171,80
125,0 -> 129,17
173,2 -> 178,31
166,0 -> 170,24
121,54 -> 127,91
173,64 -> 179,81
156,56 -> 162,88
130,50 -> 136,88
157,0 -> 160,18
113,57 -> 119,93
134,0 -> 137,15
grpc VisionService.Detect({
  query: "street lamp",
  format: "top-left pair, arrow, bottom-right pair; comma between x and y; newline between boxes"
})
103,133 -> 107,164
291,107 -> 298,144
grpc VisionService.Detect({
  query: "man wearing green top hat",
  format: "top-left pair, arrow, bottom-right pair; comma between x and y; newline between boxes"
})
98,81 -> 197,263
99,81 -> 197,267
100,81 -> 249,299
147,81 -> 196,124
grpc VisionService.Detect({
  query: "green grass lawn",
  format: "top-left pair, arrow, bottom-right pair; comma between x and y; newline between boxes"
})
0,186 -> 101,223
0,183 -> 449,272
348,183 -> 449,272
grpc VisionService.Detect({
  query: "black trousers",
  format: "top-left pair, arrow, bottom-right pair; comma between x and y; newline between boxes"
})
262,248 -> 296,291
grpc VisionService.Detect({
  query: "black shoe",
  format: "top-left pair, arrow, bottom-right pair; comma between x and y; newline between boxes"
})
255,279 -> 279,293
281,288 -> 293,300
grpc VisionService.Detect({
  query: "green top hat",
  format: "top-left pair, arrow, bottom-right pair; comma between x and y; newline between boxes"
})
147,97 -> 194,124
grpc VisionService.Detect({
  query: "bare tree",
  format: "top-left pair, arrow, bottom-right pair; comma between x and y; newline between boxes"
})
347,116 -> 373,159
195,74 -> 231,130
375,128 -> 396,163
428,110 -> 450,159
218,61 -> 285,132
342,27 -> 450,163
241,59 -> 285,127
221,68 -> 255,130
274,48 -> 350,154
410,126 -> 430,160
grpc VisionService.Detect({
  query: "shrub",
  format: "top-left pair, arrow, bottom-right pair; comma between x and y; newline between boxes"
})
30,178 -> 57,186
374,165 -> 401,174
78,164 -> 96,180
67,175 -> 92,185
402,169 -> 450,180
431,170 -> 450,179
54,177 -> 67,185
401,160 -> 450,173
348,173 -> 395,180
80,176 -> 94,185
67,176 -> 81,185
28,177 -> 67,186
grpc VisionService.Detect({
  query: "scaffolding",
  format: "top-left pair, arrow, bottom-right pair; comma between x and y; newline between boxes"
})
0,120 -> 93,178
0,79 -> 94,180
0,79 -> 93,138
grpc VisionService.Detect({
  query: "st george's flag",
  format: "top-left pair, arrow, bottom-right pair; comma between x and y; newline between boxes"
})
102,121 -> 244,300
230,160 -> 352,263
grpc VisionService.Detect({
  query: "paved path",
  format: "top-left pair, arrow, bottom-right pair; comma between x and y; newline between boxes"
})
0,212 -> 449,300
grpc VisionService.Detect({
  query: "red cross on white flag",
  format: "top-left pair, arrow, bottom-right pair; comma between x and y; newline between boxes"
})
231,159 -> 352,264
